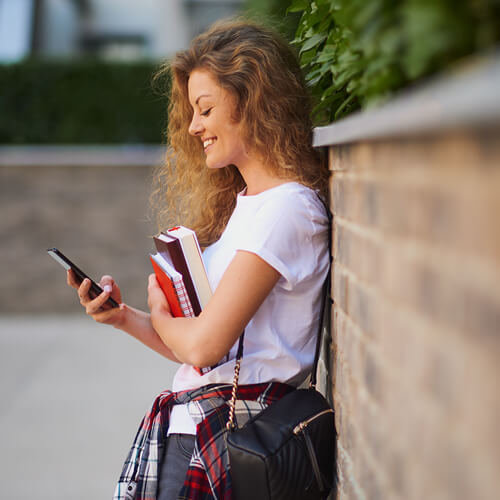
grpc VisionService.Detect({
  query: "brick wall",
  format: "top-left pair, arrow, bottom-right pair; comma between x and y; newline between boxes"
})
328,131 -> 500,500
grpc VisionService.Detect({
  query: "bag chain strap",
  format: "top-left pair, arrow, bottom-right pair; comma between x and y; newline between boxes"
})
226,357 -> 241,431
226,331 -> 245,431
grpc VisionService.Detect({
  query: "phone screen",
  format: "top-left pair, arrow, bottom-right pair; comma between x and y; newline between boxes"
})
47,248 -> 119,308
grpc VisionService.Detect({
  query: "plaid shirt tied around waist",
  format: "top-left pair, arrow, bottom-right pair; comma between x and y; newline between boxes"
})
113,381 -> 295,500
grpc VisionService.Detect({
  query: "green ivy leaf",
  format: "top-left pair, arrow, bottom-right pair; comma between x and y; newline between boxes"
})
316,44 -> 338,63
300,33 -> 327,53
287,0 -> 310,14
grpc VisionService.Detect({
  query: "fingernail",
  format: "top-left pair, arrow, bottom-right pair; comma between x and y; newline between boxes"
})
104,285 -> 112,293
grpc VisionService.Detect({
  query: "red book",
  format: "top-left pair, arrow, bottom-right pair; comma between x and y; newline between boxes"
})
149,254 -> 194,318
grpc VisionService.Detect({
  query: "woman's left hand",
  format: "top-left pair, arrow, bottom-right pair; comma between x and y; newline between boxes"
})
147,273 -> 172,317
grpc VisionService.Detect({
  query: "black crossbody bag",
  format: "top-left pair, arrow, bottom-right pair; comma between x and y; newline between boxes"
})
226,201 -> 336,500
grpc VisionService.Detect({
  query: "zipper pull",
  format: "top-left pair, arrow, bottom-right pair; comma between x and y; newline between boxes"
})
293,408 -> 334,435
293,421 -> 306,435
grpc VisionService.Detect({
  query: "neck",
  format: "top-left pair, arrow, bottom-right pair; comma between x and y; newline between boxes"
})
235,153 -> 293,196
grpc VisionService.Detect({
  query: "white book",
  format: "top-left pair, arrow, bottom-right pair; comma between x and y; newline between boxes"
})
163,226 -> 213,310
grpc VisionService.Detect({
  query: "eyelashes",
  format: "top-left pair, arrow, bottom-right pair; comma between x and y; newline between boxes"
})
201,108 -> 213,116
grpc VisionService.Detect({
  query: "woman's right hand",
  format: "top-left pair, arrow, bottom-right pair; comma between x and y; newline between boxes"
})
66,269 -> 127,327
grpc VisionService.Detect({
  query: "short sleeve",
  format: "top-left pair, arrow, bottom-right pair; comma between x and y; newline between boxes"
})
235,189 -> 328,290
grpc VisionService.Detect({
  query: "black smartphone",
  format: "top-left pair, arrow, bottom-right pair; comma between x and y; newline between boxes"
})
47,247 -> 119,309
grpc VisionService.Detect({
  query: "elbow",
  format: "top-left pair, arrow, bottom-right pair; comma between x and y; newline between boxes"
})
183,330 -> 228,368
183,318 -> 232,368
152,315 -> 215,366
186,347 -> 225,368
157,315 -> 233,368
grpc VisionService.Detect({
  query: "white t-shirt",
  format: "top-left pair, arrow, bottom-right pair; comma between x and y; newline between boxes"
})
168,182 -> 329,434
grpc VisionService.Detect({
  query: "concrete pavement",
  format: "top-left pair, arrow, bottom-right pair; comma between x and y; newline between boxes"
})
0,315 -> 178,499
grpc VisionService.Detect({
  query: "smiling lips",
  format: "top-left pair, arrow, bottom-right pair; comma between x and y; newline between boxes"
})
203,137 -> 216,151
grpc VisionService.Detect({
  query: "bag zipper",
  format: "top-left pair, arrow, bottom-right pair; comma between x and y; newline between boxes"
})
293,408 -> 334,435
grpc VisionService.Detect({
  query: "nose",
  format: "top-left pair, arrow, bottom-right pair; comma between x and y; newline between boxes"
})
188,112 -> 204,136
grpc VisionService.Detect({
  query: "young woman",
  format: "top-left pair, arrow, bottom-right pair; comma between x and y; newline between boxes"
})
68,19 -> 330,500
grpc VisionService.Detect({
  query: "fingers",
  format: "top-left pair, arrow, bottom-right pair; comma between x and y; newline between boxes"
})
89,302 -> 126,325
77,277 -> 92,305
99,274 -> 122,304
99,275 -> 114,292
67,269 -> 123,325
147,273 -> 162,303
148,273 -> 171,314
148,273 -> 158,289
78,278 -> 111,315
67,269 -> 80,289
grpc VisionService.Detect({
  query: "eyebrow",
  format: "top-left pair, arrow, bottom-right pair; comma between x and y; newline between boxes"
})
195,94 -> 211,106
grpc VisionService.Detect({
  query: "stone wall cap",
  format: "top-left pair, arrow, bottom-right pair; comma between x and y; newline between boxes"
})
0,144 -> 166,167
313,52 -> 500,147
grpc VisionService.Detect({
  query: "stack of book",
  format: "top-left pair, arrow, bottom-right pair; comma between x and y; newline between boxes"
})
150,226 -> 212,318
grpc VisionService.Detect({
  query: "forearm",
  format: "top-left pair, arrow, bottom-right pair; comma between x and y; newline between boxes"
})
116,304 -> 182,363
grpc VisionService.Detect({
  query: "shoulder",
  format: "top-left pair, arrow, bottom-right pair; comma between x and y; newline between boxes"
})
240,182 -> 328,255
254,182 -> 328,228
232,183 -> 328,289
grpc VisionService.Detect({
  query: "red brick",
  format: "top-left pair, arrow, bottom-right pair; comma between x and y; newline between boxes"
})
356,454 -> 384,500
329,144 -> 352,172
331,175 -> 346,217
346,278 -> 380,340
362,347 -> 382,403
334,223 -> 350,269
335,222 -> 382,287
333,265 -> 348,313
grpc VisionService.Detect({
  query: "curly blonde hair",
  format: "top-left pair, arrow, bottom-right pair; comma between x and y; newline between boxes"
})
151,19 -> 328,247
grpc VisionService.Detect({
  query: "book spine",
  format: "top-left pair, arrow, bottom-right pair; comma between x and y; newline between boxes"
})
176,233 -> 212,310
163,238 -> 202,316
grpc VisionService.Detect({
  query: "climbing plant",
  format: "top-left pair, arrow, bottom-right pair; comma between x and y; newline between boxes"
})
289,0 -> 500,124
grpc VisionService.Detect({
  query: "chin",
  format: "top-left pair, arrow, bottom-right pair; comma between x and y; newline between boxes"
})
205,158 -> 231,169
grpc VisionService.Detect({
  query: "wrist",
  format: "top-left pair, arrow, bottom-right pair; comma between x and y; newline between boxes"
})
112,303 -> 131,330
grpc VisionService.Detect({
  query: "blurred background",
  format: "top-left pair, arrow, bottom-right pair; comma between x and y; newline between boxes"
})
1,0 -> 499,498
0,1 -> 292,498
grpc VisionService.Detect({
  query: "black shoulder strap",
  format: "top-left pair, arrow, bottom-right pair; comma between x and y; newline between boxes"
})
309,193 -> 332,389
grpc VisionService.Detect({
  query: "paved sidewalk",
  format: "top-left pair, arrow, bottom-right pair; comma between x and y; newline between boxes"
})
0,315 -> 178,500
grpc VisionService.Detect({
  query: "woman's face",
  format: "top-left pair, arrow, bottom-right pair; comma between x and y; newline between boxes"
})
188,69 -> 247,169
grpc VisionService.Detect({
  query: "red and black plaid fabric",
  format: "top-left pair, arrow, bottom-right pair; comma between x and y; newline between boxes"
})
113,382 -> 294,500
